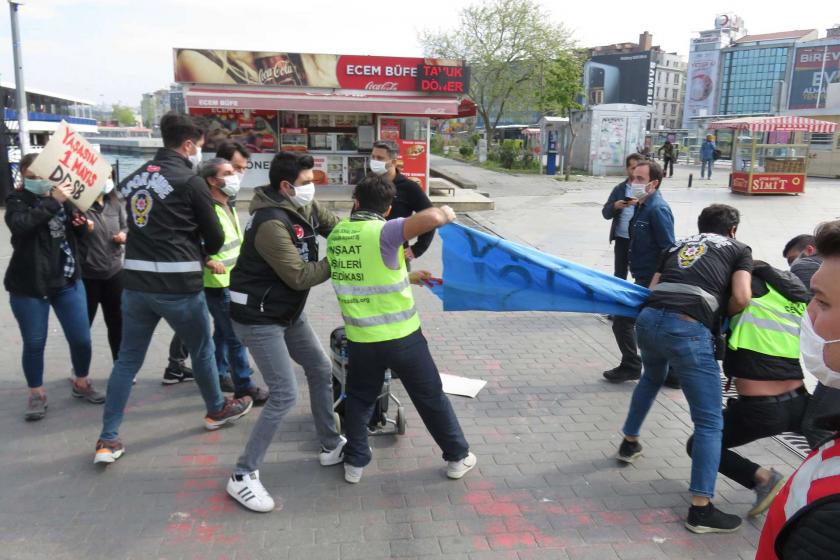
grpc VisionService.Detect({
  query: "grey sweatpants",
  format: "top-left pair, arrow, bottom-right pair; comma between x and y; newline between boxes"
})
232,313 -> 341,474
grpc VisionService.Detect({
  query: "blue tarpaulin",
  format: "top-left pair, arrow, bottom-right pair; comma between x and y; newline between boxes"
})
430,224 -> 650,318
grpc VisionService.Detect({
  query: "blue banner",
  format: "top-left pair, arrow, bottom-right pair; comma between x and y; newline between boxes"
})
431,224 -> 649,318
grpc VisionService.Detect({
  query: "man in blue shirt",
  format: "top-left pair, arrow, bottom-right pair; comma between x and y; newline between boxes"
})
605,160 -> 678,387
700,135 -> 716,180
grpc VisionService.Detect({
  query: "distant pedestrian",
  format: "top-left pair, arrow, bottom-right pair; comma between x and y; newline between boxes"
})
784,234 -> 822,291
601,153 -> 645,280
700,135 -> 716,180
657,139 -> 676,177
5,153 -> 104,421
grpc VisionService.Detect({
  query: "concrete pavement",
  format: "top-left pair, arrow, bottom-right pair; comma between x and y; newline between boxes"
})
2,161 -> 838,559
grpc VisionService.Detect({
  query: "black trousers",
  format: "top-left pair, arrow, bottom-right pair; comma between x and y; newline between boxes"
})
169,334 -> 189,366
344,329 -> 469,467
663,157 -> 674,177
687,389 -> 809,489
83,272 -> 124,362
613,237 -> 630,280
610,275 -> 650,372
801,382 -> 840,448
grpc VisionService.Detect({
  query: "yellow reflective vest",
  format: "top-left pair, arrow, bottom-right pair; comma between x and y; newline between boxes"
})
203,203 -> 242,289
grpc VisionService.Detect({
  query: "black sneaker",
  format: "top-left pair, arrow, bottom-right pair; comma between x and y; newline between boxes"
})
234,385 -> 269,406
616,438 -> 643,463
685,503 -> 742,534
162,364 -> 194,385
603,367 -> 641,383
663,374 -> 681,390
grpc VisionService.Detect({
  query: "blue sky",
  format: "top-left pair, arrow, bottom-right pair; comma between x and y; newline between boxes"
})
0,0 -> 831,108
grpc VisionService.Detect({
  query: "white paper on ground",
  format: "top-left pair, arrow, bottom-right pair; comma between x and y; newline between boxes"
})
440,373 -> 487,398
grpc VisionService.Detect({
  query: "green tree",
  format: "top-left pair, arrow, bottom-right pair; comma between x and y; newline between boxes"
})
111,104 -> 137,126
538,54 -> 584,180
421,0 -> 572,143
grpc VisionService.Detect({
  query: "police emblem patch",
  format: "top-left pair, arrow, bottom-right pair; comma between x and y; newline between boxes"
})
131,190 -> 153,227
677,240 -> 707,269
293,224 -> 304,239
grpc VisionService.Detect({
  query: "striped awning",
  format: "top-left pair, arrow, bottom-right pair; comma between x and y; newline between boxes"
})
708,116 -> 837,133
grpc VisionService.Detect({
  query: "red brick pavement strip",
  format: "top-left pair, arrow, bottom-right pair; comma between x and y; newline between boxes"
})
0,227 -> 802,559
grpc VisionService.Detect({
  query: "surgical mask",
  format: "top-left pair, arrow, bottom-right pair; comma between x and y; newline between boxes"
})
103,179 -> 115,195
289,182 -> 315,208
800,311 -> 840,389
23,178 -> 53,196
630,183 -> 647,199
188,146 -> 202,168
221,174 -> 241,197
369,159 -> 389,176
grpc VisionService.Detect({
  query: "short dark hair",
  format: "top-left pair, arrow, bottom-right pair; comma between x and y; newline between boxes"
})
269,151 -> 314,188
19,153 -> 38,176
216,141 -> 250,161
198,157 -> 229,181
634,160 -> 663,184
698,204 -> 740,236
625,153 -> 644,167
783,234 -> 817,257
815,221 -> 840,258
353,173 -> 396,214
372,141 -> 398,159
160,112 -> 204,149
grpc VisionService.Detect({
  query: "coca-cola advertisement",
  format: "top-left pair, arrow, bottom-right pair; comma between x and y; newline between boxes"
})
174,49 -> 468,94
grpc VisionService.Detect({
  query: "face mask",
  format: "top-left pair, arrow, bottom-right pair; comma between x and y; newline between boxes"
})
23,178 -> 53,196
289,182 -> 315,208
188,146 -> 202,168
800,311 -> 840,389
103,179 -> 115,195
630,183 -> 647,199
369,159 -> 389,176
221,175 -> 241,197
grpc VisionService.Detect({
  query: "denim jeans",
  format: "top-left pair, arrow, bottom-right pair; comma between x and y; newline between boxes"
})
232,313 -> 341,474
206,287 -> 254,392
701,159 -> 713,178
100,289 -> 224,441
622,307 -> 723,498
344,329 -> 470,468
9,280 -> 92,388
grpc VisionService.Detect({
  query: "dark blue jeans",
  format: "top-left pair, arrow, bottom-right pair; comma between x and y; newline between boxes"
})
205,287 -> 254,392
344,329 -> 469,467
9,280 -> 92,388
622,307 -> 723,498
100,289 -> 225,441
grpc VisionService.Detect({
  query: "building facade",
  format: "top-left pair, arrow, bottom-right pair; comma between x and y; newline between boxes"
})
651,51 -> 687,130
141,88 -> 171,129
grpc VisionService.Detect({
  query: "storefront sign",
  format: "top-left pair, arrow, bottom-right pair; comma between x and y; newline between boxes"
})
29,121 -> 111,212
190,108 -> 279,153
174,49 -> 467,94
731,172 -> 805,193
682,49 -> 721,128
789,44 -> 840,110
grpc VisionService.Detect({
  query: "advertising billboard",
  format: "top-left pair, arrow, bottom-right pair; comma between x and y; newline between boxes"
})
584,52 -> 656,107
788,44 -> 840,110
173,49 -> 468,94
682,49 -> 721,128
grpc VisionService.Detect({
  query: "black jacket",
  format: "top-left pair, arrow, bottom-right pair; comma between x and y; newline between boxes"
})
722,261 -> 810,381
118,149 -> 224,294
79,192 -> 127,280
601,181 -> 629,242
388,172 -> 434,258
4,189 -> 86,298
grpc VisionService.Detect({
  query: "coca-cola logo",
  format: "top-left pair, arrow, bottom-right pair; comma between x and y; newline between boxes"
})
258,60 -> 296,84
364,81 -> 399,91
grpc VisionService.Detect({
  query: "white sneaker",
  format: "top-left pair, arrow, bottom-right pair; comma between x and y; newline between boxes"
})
226,471 -> 275,513
319,435 -> 347,466
344,464 -> 363,484
446,452 -> 477,479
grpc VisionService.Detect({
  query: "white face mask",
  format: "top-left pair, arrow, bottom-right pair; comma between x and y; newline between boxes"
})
800,311 -> 840,389
630,183 -> 647,199
221,175 -> 241,197
103,179 -> 115,195
369,159 -> 389,176
289,182 -> 315,208
188,146 -> 202,168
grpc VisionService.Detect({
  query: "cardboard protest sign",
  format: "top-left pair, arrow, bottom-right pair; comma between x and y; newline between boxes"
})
28,121 -> 111,212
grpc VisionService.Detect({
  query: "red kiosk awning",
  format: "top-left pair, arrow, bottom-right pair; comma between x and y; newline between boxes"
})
185,87 -> 465,118
708,116 -> 837,133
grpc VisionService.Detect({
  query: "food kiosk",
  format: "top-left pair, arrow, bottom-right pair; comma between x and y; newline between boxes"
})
707,116 -> 837,194
173,49 -> 472,192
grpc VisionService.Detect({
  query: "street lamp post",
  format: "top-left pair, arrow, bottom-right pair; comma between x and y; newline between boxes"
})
8,0 -> 30,155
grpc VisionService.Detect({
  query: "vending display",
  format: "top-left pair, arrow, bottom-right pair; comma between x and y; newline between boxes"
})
280,128 -> 308,152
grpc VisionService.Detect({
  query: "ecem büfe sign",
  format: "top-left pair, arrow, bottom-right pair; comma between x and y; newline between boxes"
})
174,49 -> 468,94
